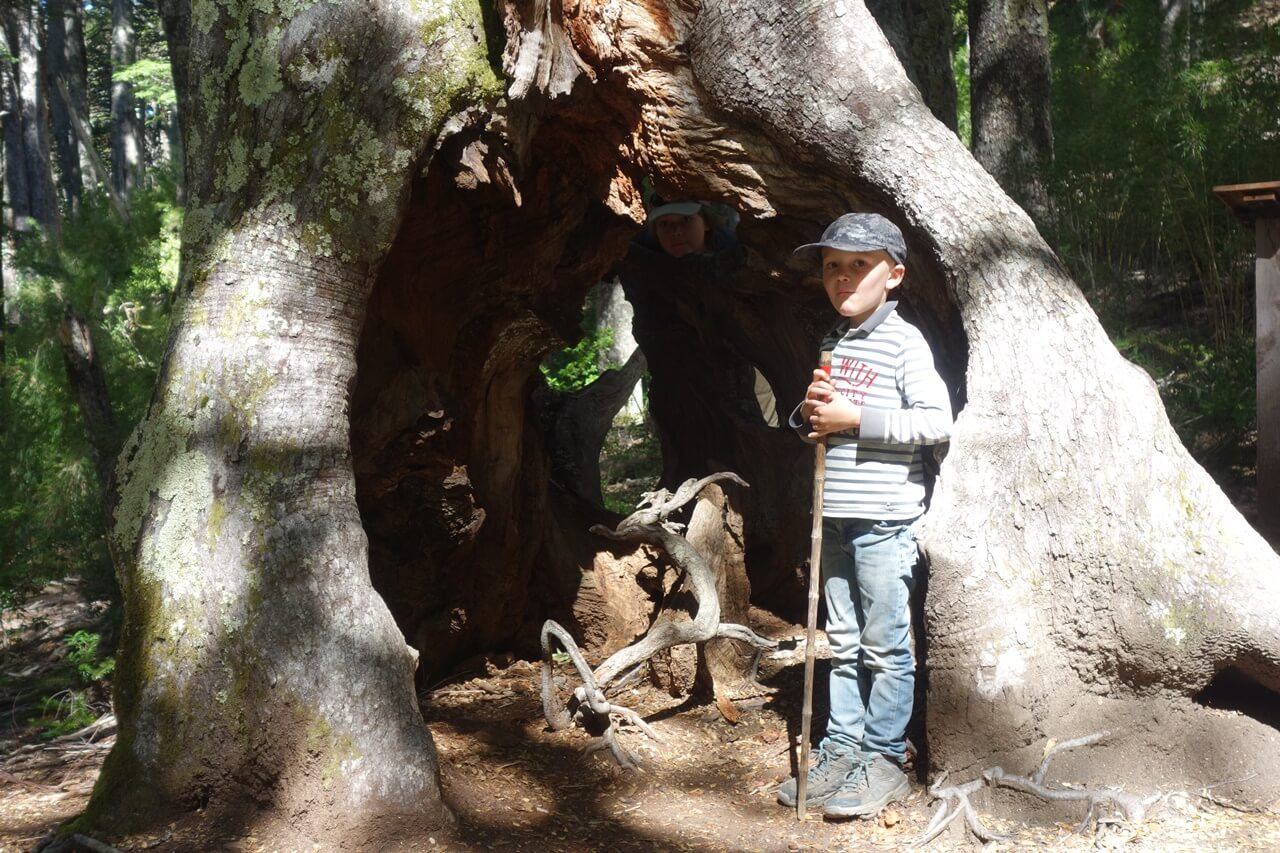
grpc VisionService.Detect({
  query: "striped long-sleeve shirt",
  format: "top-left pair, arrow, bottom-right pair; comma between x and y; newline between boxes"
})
789,302 -> 952,520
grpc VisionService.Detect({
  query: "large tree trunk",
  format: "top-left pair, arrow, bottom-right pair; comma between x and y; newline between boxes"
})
85,0 -> 501,838
45,0 -> 87,215
109,0 -> 144,199
82,0 -> 1280,839
689,0 -> 1279,799
968,0 -> 1055,227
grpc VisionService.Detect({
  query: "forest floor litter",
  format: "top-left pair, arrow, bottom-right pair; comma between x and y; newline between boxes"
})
2,585 -> 1279,851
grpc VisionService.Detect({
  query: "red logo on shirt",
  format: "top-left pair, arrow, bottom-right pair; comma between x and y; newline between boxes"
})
834,357 -> 878,406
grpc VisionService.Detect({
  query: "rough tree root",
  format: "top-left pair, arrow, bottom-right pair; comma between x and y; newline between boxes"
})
910,732 -> 1163,848
36,833 -> 123,853
540,473 -> 778,768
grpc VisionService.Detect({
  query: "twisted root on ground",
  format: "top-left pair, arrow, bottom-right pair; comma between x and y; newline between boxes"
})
911,732 -> 1164,848
540,473 -> 777,768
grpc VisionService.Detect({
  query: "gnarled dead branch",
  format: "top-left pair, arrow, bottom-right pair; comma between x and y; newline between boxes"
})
540,473 -> 777,767
911,732 -> 1164,848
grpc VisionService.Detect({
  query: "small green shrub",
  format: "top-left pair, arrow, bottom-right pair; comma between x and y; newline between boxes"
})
540,327 -> 616,394
36,689 -> 101,738
66,629 -> 116,683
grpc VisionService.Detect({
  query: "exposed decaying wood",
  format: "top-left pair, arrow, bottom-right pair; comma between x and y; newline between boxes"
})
540,474 -> 777,767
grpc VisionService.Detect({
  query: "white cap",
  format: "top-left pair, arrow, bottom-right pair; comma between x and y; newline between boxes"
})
645,201 -> 704,225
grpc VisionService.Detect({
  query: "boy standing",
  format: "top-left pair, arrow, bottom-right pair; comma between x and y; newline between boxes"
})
778,213 -> 952,819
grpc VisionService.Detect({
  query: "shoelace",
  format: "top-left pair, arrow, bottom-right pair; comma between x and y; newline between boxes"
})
811,746 -> 844,774
839,754 -> 870,787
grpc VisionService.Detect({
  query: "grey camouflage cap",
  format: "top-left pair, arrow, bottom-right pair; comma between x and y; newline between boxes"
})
790,212 -> 907,268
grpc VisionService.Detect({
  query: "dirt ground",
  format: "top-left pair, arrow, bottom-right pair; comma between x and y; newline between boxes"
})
3,585 -> 1280,852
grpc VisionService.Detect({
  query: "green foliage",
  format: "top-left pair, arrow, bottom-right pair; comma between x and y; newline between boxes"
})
1048,1 -> 1278,347
20,631 -> 115,739
1027,1 -> 1275,491
1116,329 -> 1255,470
0,183 -> 181,604
66,629 -> 116,683
951,0 -> 971,148
36,689 -> 101,738
540,326 -> 616,394
114,58 -> 177,113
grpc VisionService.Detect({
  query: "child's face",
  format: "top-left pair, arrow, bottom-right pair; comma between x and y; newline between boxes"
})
821,247 -> 904,324
654,213 -> 709,257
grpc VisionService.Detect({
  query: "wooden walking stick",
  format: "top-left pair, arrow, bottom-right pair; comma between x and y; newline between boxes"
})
797,349 -> 832,821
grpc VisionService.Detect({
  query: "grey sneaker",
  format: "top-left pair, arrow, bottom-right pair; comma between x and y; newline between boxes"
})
822,752 -> 910,818
776,746 -> 865,808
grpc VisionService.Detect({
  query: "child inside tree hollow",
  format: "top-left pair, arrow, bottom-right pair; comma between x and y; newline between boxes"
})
779,212 -> 953,819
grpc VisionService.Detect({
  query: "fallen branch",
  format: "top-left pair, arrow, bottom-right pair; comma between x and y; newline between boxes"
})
1,713 -> 117,767
0,768 -> 59,791
910,732 -> 1163,848
541,473 -> 778,768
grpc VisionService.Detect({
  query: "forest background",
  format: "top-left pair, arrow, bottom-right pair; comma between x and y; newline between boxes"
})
0,0 -> 1276,737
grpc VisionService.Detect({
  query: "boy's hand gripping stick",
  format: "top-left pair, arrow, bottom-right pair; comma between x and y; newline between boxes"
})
797,350 -> 831,820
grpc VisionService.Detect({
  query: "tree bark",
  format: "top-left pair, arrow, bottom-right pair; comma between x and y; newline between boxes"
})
109,0 -> 144,198
1,13 -> 32,234
85,0 -> 502,837
968,0 -> 1055,228
45,0 -> 88,215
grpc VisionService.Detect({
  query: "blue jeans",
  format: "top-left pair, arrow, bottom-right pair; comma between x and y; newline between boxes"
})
818,516 -> 920,763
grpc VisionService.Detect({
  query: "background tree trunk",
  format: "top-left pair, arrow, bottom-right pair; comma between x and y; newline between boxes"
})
85,0 -> 503,837
2,0 -> 58,236
0,26 -> 24,341
56,302 -> 115,495
153,0 -> 188,204
868,0 -> 960,131
109,0 -> 144,199
968,0 -> 1055,228
537,348 -> 646,507
46,0 -> 88,215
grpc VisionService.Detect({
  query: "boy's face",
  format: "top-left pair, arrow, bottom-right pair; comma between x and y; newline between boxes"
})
821,247 -> 904,325
654,213 -> 709,257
